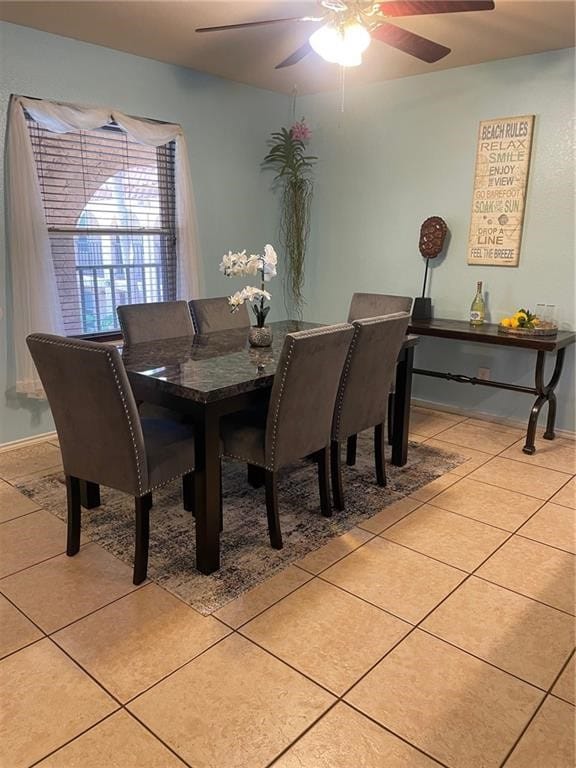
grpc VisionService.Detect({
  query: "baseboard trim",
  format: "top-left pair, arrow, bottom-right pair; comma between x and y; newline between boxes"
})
0,431 -> 58,453
412,398 -> 576,441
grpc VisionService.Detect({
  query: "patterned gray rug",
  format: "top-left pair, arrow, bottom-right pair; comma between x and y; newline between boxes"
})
16,434 -> 463,615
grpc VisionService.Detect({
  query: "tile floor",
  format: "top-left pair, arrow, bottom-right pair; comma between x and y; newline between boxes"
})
0,407 -> 574,768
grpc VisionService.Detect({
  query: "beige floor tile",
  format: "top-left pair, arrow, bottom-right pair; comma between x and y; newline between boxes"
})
128,634 -> 334,768
506,696 -> 575,768
468,457 -> 571,500
241,579 -> 410,695
517,502 -> 575,554
464,417 -> 529,435
0,479 -> 40,523
551,477 -> 576,509
274,702 -> 439,768
0,593 -> 43,659
214,565 -> 313,629
552,655 -> 575,705
477,536 -> 575,615
0,442 -> 61,481
0,509 -> 67,578
0,543 -> 140,633
295,527 -> 373,574
356,496 -> 422,534
425,438 -> 492,476
422,577 -> 575,689
408,432 -> 428,444
382,504 -> 509,571
409,408 -> 463,438
500,437 -> 576,475
37,710 -> 187,767
53,584 -> 230,702
429,478 -> 543,531
322,537 -> 466,623
434,421 -> 523,455
345,630 -> 542,768
409,472 -> 461,502
0,638 -> 116,768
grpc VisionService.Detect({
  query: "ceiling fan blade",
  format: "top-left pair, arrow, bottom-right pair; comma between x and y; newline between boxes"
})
275,41 -> 314,69
378,1 -> 495,17
372,21 -> 451,62
196,17 -> 318,33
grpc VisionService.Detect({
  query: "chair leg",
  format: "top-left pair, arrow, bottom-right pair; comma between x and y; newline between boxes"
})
330,441 -> 345,511
66,475 -> 81,556
80,481 -> 100,509
346,434 -> 357,466
374,423 -> 387,487
387,391 -> 395,445
134,493 -> 152,585
219,462 -> 223,533
264,470 -> 283,549
183,472 -> 195,513
317,447 -> 332,518
247,463 -> 265,488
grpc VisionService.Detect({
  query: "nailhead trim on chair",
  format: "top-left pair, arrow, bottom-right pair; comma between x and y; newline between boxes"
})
333,326 -> 360,441
28,335 -> 146,496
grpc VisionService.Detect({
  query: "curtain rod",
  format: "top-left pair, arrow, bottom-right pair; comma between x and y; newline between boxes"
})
13,93 -> 176,126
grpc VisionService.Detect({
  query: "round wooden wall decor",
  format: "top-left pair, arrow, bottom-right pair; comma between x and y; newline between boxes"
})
419,216 -> 448,259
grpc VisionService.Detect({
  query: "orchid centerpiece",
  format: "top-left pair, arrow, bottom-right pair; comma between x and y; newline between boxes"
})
219,244 -> 278,329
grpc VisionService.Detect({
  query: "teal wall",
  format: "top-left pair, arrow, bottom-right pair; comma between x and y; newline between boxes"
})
300,49 -> 575,431
0,22 -> 287,443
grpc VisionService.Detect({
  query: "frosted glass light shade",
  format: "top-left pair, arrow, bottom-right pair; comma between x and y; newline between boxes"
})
310,22 -> 371,67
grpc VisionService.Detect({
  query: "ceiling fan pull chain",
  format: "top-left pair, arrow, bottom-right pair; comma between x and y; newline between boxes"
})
339,64 -> 347,113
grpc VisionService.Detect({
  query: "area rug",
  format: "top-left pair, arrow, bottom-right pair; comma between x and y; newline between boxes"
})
15,434 -> 464,615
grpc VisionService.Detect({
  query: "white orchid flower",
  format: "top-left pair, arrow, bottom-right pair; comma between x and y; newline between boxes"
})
263,244 -> 277,266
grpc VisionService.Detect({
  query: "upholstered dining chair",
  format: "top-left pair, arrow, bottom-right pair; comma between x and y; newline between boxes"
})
346,292 -> 413,461
331,313 -> 410,511
117,300 -> 195,345
189,296 -> 250,334
220,324 -> 354,549
27,334 -> 196,585
347,293 -> 413,322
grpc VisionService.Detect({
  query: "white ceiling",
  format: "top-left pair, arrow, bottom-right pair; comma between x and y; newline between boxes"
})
1,1 -> 574,94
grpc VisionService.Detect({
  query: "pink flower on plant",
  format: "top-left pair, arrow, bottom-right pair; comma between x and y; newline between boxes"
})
290,119 -> 312,142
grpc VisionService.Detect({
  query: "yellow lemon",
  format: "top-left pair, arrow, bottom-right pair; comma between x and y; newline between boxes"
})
510,317 -> 520,329
501,317 -> 512,328
514,311 -> 528,321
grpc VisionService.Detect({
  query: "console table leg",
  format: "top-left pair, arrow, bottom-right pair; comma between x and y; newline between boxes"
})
544,393 -> 557,441
523,395 -> 546,455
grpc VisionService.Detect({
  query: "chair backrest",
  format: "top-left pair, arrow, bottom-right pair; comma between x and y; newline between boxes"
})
26,334 -> 148,496
117,301 -> 195,345
333,313 -> 410,441
265,324 -> 354,469
189,297 -> 250,334
347,293 -> 413,322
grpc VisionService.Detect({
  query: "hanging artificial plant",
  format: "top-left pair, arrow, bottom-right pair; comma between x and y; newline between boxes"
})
262,119 -> 316,317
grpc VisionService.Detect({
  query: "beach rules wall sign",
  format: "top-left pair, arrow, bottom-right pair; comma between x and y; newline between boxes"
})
467,115 -> 534,267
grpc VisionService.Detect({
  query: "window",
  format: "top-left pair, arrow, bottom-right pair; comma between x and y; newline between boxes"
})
26,116 -> 177,336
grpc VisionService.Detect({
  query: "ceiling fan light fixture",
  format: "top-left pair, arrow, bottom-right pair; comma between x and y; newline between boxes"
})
310,21 -> 371,67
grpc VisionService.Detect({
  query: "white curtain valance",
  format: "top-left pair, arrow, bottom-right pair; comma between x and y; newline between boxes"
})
7,95 -> 201,397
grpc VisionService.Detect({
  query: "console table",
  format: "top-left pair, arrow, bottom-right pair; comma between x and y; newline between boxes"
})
407,318 -> 575,455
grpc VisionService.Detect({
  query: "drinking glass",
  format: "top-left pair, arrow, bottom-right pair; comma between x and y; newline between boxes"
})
544,305 -> 557,326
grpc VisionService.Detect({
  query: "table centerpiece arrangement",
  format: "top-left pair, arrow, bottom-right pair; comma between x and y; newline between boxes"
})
499,308 -> 558,337
220,244 -> 278,347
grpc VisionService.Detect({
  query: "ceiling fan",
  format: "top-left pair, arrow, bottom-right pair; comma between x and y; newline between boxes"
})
196,1 -> 495,69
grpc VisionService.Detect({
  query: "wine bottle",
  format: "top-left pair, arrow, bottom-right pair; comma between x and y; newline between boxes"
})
470,281 -> 485,326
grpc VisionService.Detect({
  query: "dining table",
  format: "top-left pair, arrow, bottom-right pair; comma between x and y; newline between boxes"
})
121,320 -> 419,574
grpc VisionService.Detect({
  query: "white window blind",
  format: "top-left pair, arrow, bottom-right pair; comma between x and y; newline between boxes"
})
26,114 -> 177,336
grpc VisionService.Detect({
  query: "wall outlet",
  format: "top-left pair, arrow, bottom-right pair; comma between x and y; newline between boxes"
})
478,367 -> 491,381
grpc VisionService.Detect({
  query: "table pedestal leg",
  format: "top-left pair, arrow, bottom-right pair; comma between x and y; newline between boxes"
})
194,407 -> 221,574
392,346 -> 414,467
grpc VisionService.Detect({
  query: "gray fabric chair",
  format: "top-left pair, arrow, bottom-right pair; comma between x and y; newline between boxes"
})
347,293 -> 413,322
346,293 -> 413,460
331,313 -> 410,511
117,300 -> 195,345
189,297 -> 250,334
26,334 -> 196,585
220,324 -> 354,548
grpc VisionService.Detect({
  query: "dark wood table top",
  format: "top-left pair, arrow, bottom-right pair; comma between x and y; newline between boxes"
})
122,320 -> 419,404
408,318 -> 576,352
